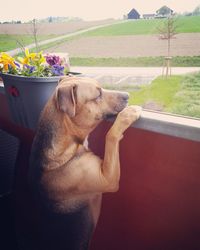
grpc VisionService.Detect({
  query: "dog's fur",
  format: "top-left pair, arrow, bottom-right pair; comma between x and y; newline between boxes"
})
28,76 -> 141,250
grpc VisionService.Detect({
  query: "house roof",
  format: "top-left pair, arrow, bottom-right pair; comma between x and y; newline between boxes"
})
156,5 -> 173,13
128,8 -> 140,16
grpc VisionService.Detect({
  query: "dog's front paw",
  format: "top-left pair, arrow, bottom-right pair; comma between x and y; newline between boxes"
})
116,105 -> 142,131
107,105 -> 142,139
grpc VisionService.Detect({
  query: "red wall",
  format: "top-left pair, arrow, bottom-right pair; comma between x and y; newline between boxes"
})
89,121 -> 200,250
1,93 -> 200,250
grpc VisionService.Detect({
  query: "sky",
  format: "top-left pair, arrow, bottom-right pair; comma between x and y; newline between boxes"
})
0,0 -> 200,22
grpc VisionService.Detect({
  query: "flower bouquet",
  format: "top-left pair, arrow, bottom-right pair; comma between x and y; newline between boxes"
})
0,49 -> 70,77
0,49 -> 73,130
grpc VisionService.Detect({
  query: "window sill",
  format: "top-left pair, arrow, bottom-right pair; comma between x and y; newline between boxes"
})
131,110 -> 200,142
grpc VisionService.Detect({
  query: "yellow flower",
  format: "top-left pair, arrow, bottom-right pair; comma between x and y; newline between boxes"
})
18,48 -> 36,65
18,56 -> 28,65
25,48 -> 36,60
18,48 -> 45,66
0,52 -> 16,71
38,52 -> 45,64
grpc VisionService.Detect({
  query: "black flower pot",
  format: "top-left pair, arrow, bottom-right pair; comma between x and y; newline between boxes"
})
1,73 -> 60,130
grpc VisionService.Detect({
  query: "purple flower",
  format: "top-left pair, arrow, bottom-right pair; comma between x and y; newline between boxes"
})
14,62 -> 20,68
45,55 -> 61,66
24,64 -> 35,74
51,65 -> 64,76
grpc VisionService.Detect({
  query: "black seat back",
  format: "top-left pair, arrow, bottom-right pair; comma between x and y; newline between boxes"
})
0,129 -> 20,196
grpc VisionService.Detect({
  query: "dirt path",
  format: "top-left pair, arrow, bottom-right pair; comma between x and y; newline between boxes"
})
45,33 -> 200,57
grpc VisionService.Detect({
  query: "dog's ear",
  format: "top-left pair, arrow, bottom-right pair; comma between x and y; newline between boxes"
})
58,75 -> 75,85
56,84 -> 77,117
58,76 -> 69,85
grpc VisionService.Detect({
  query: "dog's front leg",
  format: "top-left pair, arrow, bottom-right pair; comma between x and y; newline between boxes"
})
102,105 -> 142,192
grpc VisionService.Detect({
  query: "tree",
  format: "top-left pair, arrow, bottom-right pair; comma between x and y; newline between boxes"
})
183,11 -> 192,16
31,19 -> 39,52
193,5 -> 200,16
158,16 -> 177,56
48,16 -> 53,23
157,16 -> 178,77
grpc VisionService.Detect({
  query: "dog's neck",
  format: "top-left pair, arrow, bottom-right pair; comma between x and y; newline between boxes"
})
63,115 -> 92,143
44,113 -> 91,168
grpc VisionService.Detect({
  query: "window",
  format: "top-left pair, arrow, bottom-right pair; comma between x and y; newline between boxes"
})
1,1 -> 200,120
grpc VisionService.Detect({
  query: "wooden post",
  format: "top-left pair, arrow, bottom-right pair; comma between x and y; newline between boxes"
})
162,56 -> 172,78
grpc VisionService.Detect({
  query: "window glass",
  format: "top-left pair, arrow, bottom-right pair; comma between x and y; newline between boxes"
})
1,2 -> 200,119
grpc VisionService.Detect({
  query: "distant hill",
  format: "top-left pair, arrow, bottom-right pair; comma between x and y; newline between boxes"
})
31,16 -> 83,23
0,16 -> 83,24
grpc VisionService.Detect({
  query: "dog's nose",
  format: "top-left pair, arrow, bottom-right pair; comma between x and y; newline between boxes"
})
121,92 -> 129,101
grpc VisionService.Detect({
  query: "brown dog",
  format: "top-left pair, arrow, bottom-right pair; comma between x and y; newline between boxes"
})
28,76 -> 141,250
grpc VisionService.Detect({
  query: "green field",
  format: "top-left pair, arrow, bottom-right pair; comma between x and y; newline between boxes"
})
0,34 -> 56,52
84,16 -> 200,36
128,73 -> 200,118
70,56 -> 200,67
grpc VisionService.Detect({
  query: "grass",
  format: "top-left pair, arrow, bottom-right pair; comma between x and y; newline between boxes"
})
70,56 -> 200,67
176,16 -> 200,33
84,19 -> 162,36
84,16 -> 200,36
128,76 -> 183,111
169,73 -> 200,117
0,34 -> 57,52
128,73 -> 200,118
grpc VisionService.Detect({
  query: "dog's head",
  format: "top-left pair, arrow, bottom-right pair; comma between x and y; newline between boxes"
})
55,76 -> 129,129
